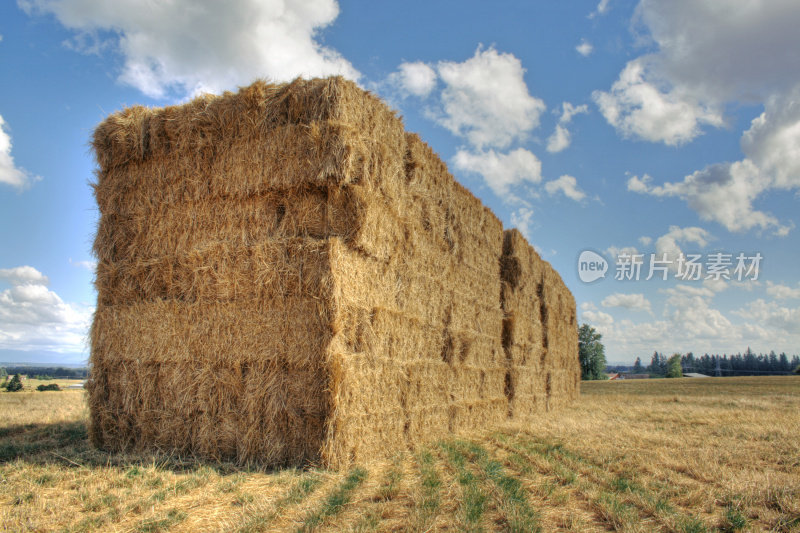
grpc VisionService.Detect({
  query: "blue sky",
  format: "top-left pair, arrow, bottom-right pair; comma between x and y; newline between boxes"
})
1,0 -> 798,365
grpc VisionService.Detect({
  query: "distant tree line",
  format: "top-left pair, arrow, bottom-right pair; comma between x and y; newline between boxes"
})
637,349 -> 800,377
0,366 -> 88,379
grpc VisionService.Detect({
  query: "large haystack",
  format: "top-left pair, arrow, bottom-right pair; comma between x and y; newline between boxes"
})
500,229 -> 580,418
89,77 -> 578,468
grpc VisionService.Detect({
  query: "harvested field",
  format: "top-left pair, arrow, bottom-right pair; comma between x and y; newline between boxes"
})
89,76 -> 578,468
2,376 -> 798,532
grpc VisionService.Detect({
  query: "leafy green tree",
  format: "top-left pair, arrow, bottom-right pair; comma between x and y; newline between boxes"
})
666,354 -> 683,378
794,364 -> 800,375
578,323 -> 607,380
37,383 -> 61,391
632,357 -> 644,374
5,374 -> 23,392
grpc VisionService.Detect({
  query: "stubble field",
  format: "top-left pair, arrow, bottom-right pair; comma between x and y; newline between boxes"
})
1,376 -> 798,532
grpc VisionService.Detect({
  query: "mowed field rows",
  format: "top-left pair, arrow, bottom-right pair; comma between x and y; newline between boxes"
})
1,376 -> 798,532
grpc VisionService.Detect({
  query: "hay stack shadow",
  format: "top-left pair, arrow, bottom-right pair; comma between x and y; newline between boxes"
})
0,420 -> 299,475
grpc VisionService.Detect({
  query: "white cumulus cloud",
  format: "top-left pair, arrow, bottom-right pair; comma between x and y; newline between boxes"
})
597,0 -> 800,144
589,285 -> 740,358
453,148 -> 542,201
387,61 -> 437,98
601,293 -> 652,314
0,114 -> 38,190
19,0 -> 360,99
605,245 -> 639,262
583,281 -> 800,360
69,258 -> 97,271
634,0 -> 800,104
575,40 -> 593,57
435,46 -> 545,150
547,102 -> 588,153
582,309 -> 615,329
0,266 -> 50,286
593,58 -> 723,146
627,161 -> 786,234
544,175 -> 586,202
593,0 -> 611,16
766,282 -> 800,300
510,207 -> 535,241
546,125 -> 570,153
388,46 -> 551,207
740,86 -> 800,191
0,266 -> 92,353
598,0 -> 800,234
653,225 -> 711,274
733,299 -> 800,335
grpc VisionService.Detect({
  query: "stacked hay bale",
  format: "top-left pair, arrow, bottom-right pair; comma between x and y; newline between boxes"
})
90,77 -> 509,468
500,229 -> 580,418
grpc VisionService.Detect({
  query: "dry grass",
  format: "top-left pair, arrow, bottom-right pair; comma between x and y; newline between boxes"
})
2,376 -> 798,532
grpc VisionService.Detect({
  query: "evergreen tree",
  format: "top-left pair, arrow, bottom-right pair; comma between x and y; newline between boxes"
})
659,353 -> 669,375
648,352 -> 659,375
744,347 -> 757,371
578,323 -> 607,380
683,352 -> 695,373
666,354 -> 683,378
632,357 -> 644,374
779,353 -> 790,373
767,352 -> 777,373
5,374 -> 23,392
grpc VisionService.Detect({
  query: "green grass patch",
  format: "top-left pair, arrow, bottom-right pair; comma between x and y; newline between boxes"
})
515,435 -> 713,532
462,441 -> 541,533
594,492 -> 636,530
233,492 -> 255,506
677,515 -> 709,533
34,473 -> 55,485
415,449 -> 442,524
299,467 -> 367,532
350,508 -> 381,532
235,472 -> 322,533
378,466 -> 403,501
440,441 -> 489,531
136,509 -> 187,533
13,492 -> 35,505
71,514 -> 109,533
